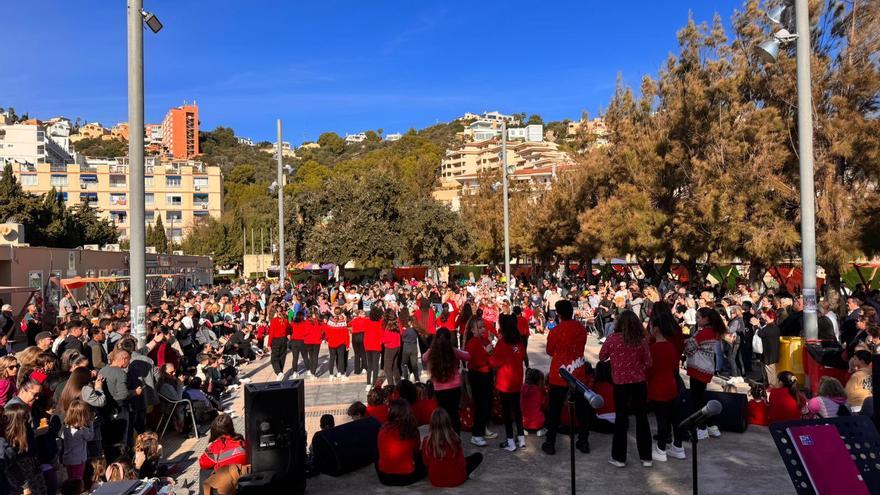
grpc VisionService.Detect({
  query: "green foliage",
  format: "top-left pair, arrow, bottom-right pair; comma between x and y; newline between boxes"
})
72,137 -> 128,157
526,114 -> 544,125
317,132 -> 345,155
147,216 -> 168,254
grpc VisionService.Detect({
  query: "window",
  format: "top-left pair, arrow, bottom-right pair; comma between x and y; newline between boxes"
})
145,193 -> 154,205
193,193 -> 209,206
20,174 -> 37,186
80,192 -> 98,207
109,174 -> 126,188
166,194 -> 182,206
80,174 -> 98,183
166,210 -> 182,222
50,174 -> 67,187
36,131 -> 45,142
145,176 -> 154,187
194,176 -> 209,188
165,175 -> 181,187
145,210 -> 155,222
110,211 -> 127,224
109,193 -> 127,206
56,192 -> 68,203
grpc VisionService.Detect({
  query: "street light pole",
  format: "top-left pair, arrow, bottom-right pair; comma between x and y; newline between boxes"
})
276,119 -> 286,288
501,121 -> 511,298
795,0 -> 818,339
128,0 -> 147,346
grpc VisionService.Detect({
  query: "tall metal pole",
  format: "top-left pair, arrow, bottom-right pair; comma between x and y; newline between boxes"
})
795,0 -> 818,339
501,121 -> 511,298
128,0 -> 147,346
277,120 -> 285,288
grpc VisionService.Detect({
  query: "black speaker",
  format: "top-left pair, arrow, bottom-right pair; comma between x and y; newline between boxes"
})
312,416 -> 382,476
680,389 -> 748,433
243,380 -> 306,494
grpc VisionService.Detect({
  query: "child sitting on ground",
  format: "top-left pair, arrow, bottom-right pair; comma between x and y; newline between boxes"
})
412,382 -> 438,427
746,381 -> 770,426
348,401 -> 367,420
366,388 -> 389,424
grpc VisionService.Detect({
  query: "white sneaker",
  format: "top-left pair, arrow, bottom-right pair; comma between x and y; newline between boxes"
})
707,425 -> 721,438
291,372 -> 299,380
239,377 -> 252,384
484,429 -> 498,439
470,436 -> 487,447
365,384 -> 372,392
668,445 -> 686,460
305,371 -> 313,378
696,428 -> 709,440
339,375 -> 349,382
516,435 -> 526,449
329,375 -> 337,382
501,439 -> 516,452
652,444 -> 667,462
275,372 -> 284,381
536,427 -> 547,437
641,460 -> 653,468
608,459 -> 626,468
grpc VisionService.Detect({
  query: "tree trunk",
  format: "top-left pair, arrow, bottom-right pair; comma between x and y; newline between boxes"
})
825,264 -> 844,315
748,260 -> 767,292
683,258 -> 699,288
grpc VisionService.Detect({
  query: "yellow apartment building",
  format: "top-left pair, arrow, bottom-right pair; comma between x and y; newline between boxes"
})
11,157 -> 223,243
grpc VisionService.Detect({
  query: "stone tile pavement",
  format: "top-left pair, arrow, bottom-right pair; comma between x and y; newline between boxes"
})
160,334 -> 795,494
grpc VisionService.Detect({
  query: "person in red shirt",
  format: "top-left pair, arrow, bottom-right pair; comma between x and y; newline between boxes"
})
289,311 -> 307,378
464,318 -> 495,446
326,306 -> 349,380
521,368 -> 545,433
349,310 -> 368,375
684,307 -> 725,440
599,310 -> 653,467
514,306 -> 531,368
198,414 -> 248,487
646,312 -> 685,462
490,314 -> 526,451
412,382 -> 438,426
363,307 -> 384,391
542,300 -> 594,456
421,409 -> 482,487
302,309 -> 324,378
382,309 -> 402,386
366,388 -> 389,424
267,306 -> 291,381
455,302 -> 473,349
412,298 -> 437,353
768,371 -> 807,423
376,399 -> 425,486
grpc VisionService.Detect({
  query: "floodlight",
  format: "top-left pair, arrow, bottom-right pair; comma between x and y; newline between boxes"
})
142,11 -> 163,33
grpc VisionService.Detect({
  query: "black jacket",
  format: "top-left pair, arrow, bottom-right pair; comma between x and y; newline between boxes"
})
758,323 -> 781,365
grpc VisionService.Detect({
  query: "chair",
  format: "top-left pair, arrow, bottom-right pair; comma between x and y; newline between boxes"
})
157,393 -> 199,440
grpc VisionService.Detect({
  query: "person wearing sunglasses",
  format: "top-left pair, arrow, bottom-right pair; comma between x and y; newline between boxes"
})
0,355 -> 18,407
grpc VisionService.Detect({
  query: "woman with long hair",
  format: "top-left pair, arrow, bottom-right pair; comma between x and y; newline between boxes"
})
0,355 -> 19,407
326,306 -> 350,381
302,308 -> 324,378
464,318 -> 496,446
413,297 -> 437,353
422,328 -> 470,434
768,371 -> 808,422
684,307 -> 726,440
421,408 -> 483,487
376,399 -> 425,486
382,309 -> 402,386
490,314 -> 527,452
806,376 -> 849,418
364,306 -> 384,391
599,310 -> 653,468
289,310 -> 307,378
399,310 -> 421,383
456,302 -> 473,349
199,413 -> 248,487
3,402 -> 48,495
647,312 -> 685,462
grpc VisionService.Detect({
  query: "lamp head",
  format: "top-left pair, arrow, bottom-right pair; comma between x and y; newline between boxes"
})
756,38 -> 780,64
767,5 -> 786,25
142,11 -> 163,33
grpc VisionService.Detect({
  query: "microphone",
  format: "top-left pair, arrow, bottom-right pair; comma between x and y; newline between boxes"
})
678,399 -> 723,430
558,367 -> 604,409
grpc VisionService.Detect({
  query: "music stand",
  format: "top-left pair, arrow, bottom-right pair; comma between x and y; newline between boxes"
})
769,416 -> 880,494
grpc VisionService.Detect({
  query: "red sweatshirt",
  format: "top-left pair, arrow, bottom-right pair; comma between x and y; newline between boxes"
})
517,315 -> 530,337
326,318 -> 349,349
382,325 -> 401,349
291,320 -> 307,341
521,383 -> 545,430
547,319 -> 588,387
413,309 -> 436,335
421,439 -> 467,488
268,317 -> 290,341
302,320 -> 324,345
490,339 -> 525,393
350,316 -> 368,334
367,404 -> 389,424
198,435 -> 248,470
647,340 -> 679,402
377,426 -> 419,475
465,334 -> 491,373
364,319 -> 384,352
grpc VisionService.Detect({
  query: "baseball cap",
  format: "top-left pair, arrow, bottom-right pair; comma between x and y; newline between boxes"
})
35,331 -> 53,342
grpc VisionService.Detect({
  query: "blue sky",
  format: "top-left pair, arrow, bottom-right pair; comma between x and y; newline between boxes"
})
3,0 -> 746,144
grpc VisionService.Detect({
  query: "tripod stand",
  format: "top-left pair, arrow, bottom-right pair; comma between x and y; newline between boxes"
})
568,384 -> 577,495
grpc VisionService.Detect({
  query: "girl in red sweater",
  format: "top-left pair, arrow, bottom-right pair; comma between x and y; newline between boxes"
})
647,312 -> 685,462
464,318 -> 495,446
599,310 -> 652,468
684,307 -> 725,440
421,409 -> 483,487
490,314 -> 526,452
768,371 -> 807,423
376,399 -> 425,486
302,309 -> 324,378
289,311 -> 307,378
521,368 -> 546,434
326,306 -> 349,381
382,309 -> 402,386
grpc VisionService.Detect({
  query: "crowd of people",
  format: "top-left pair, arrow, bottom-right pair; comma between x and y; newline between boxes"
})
0,268 -> 876,493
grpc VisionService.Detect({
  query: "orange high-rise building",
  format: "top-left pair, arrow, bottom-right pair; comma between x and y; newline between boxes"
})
161,103 -> 199,159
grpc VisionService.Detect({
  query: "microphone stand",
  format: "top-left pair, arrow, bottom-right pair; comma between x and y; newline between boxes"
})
568,384 -> 577,495
690,425 -> 698,495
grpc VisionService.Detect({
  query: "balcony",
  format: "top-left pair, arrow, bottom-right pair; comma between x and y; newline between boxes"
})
50,163 -> 68,172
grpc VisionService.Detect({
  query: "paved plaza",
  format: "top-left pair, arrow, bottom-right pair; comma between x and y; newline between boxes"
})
164,334 -> 795,494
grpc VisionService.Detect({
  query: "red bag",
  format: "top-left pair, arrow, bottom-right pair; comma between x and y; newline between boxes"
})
460,399 -> 474,432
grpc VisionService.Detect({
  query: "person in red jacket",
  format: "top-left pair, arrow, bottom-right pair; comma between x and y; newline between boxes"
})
768,371 -> 807,423
464,318 -> 496,446
542,300 -> 594,456
302,309 -> 324,378
267,306 -> 290,381
412,298 -> 437,353
363,307 -> 384,391
198,414 -> 248,488
646,312 -> 686,462
521,368 -> 546,433
382,309 -> 402,386
491,314 -> 526,451
421,409 -> 483,487
376,399 -> 425,486
326,306 -> 349,381
514,305 -> 531,368
350,310 -> 368,375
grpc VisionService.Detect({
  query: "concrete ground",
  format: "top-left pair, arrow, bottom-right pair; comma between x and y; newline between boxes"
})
162,334 -> 795,495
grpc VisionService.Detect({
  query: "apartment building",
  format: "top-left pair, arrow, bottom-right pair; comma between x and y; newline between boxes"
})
0,121 -> 74,167
111,123 -> 130,141
70,123 -> 110,142
9,157 -> 223,243
345,132 -> 367,144
145,123 -> 163,153
459,111 -> 518,124
161,103 -> 199,159
384,133 -> 402,142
